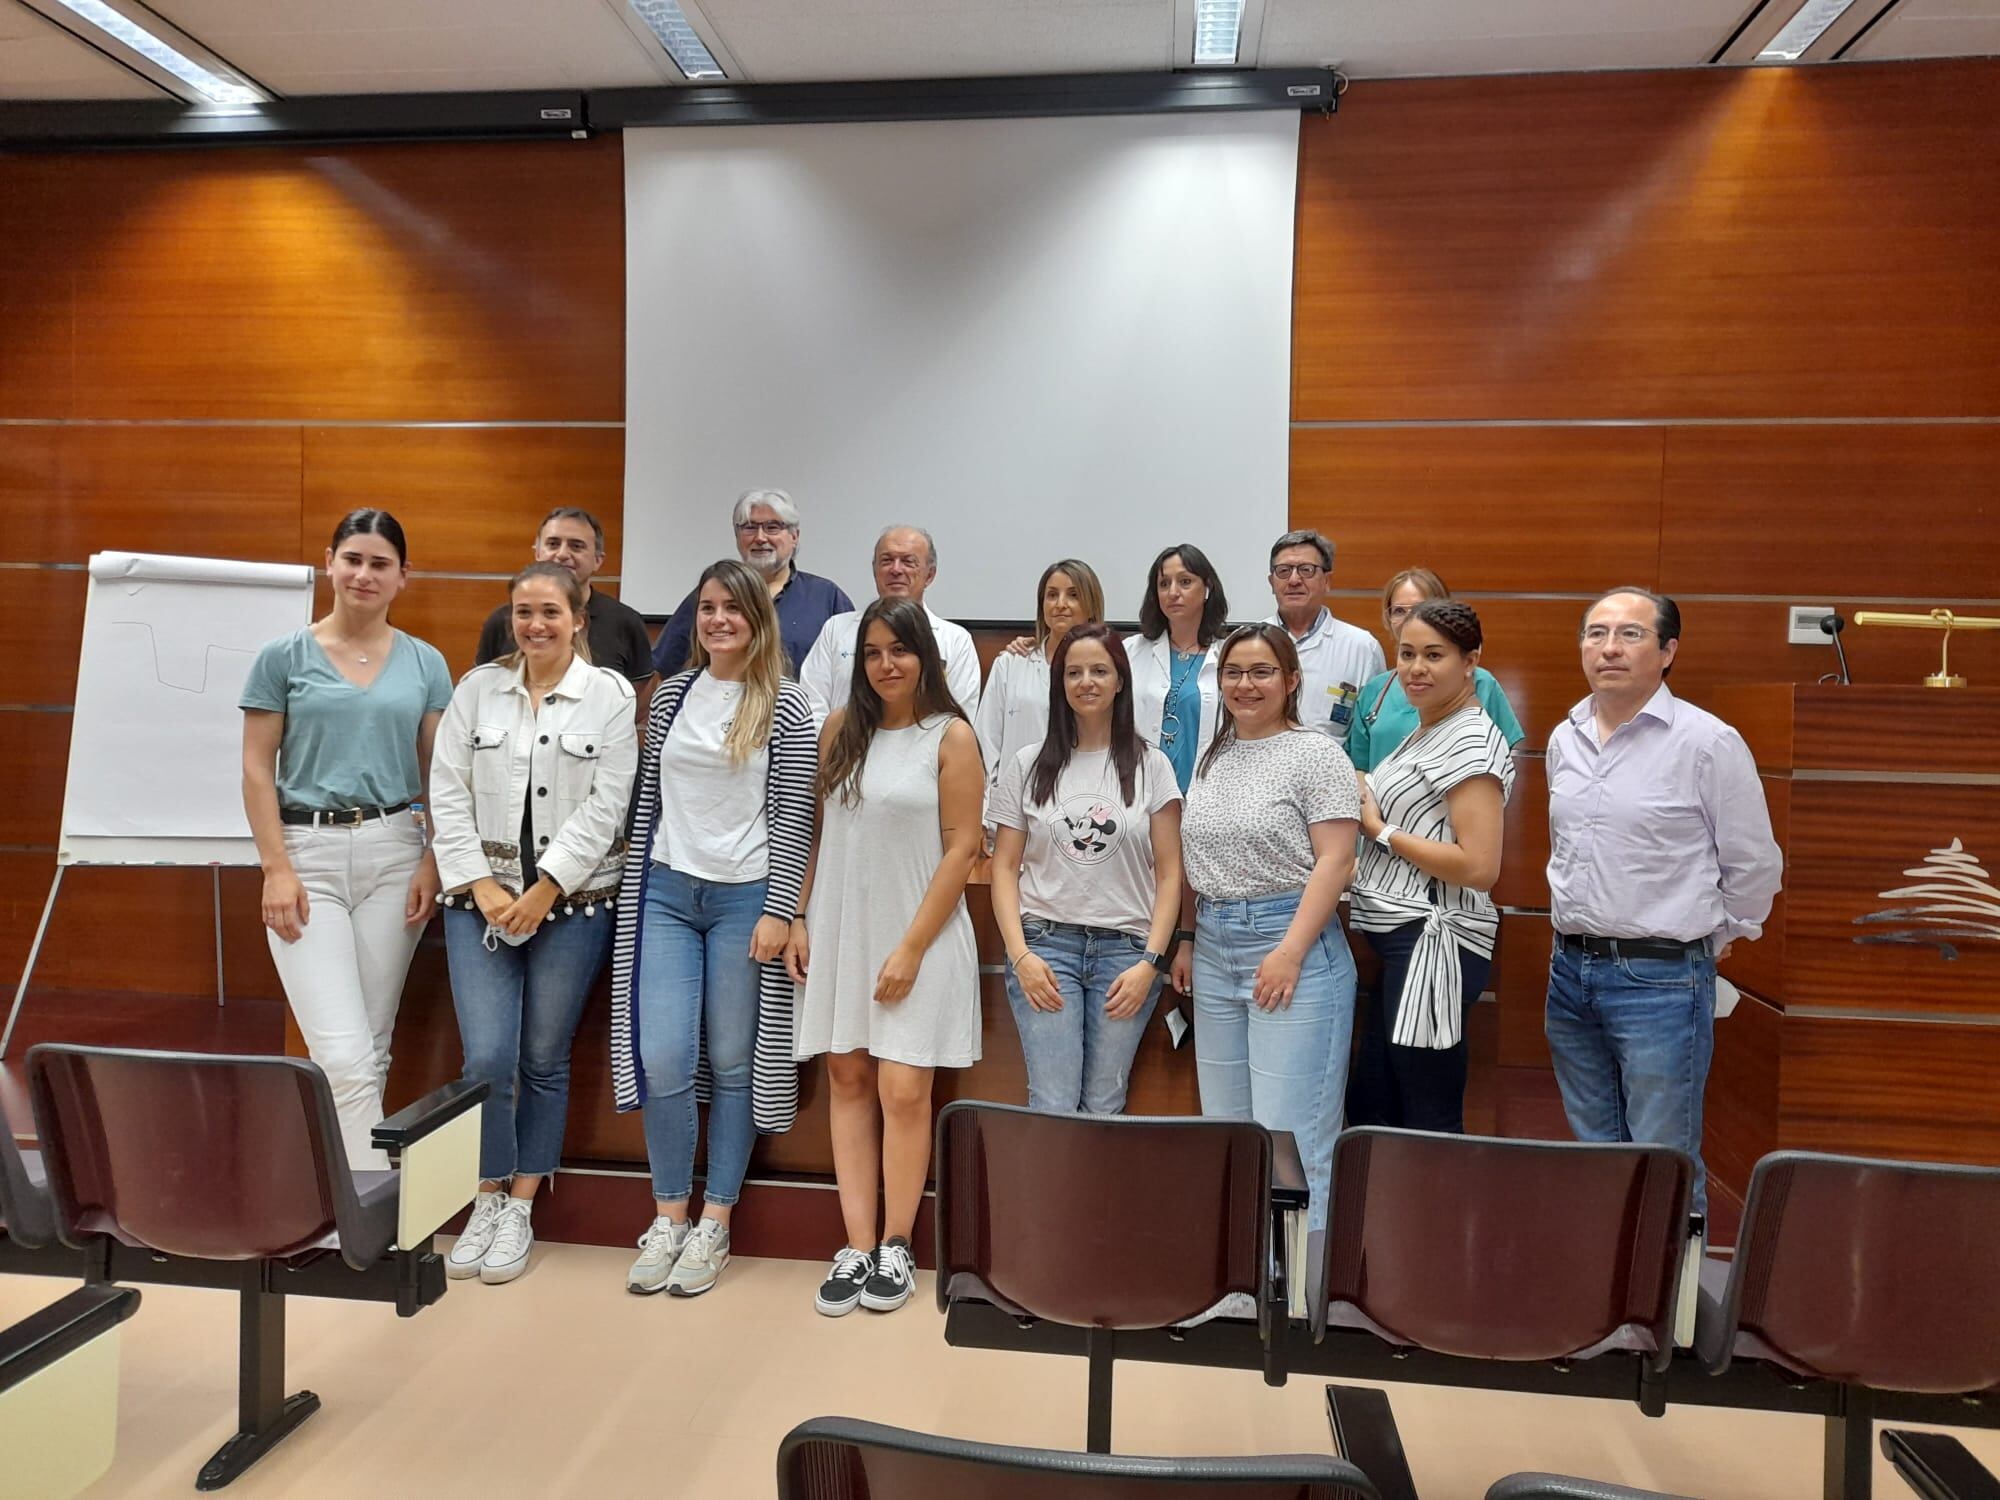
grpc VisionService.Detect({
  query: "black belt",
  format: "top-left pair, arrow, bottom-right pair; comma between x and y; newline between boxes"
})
1558,932 -> 1704,962
280,801 -> 411,828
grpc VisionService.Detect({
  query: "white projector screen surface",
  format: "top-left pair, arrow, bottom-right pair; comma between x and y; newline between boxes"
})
623,111 -> 1298,622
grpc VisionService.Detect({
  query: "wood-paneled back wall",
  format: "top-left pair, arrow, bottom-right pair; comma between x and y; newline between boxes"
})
3,62 -> 1996,1159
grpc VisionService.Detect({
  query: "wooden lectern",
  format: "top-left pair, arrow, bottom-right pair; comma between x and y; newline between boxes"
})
1699,685 -> 2000,1201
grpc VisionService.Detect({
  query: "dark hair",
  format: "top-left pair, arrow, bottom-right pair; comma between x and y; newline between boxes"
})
1401,599 -> 1483,655
500,561 -> 593,667
1269,528 -> 1334,573
1028,623 -> 1142,808
538,506 -> 605,553
1583,585 -> 1681,678
329,508 -> 407,565
1196,623 -> 1303,779
1137,543 -> 1230,646
818,597 -> 968,808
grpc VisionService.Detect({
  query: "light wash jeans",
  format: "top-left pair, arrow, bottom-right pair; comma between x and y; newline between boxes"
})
1544,938 -> 1718,1217
1003,919 -> 1162,1115
636,866 -> 766,1206
444,905 -> 611,1182
1192,889 -> 1356,1232
266,816 -> 428,1171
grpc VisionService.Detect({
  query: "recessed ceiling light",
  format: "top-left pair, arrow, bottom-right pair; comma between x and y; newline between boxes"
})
50,0 -> 266,105
1757,0 -> 1861,60
629,0 -> 726,80
1192,0 -> 1245,66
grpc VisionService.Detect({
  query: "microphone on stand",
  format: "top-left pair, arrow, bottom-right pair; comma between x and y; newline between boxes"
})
1820,613 -> 1853,685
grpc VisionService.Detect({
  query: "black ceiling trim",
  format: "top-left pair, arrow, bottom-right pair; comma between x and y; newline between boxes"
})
1833,0 -> 1907,59
0,90 -> 587,148
1709,0 -> 1779,64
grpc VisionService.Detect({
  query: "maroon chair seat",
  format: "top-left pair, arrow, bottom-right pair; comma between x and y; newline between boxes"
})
778,1416 -> 1379,1500
1695,1151 -> 2000,1396
1317,1129 -> 1694,1371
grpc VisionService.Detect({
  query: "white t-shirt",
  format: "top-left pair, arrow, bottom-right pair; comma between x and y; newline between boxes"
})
1181,728 -> 1360,901
652,673 -> 770,883
989,743 -> 1181,940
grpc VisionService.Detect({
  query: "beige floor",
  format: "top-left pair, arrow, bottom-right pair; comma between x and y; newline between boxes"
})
4,1244 -> 1995,1500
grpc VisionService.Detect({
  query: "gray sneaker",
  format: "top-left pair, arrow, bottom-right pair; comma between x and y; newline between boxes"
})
627,1216 -> 691,1295
447,1190 -> 505,1280
479,1198 -> 534,1286
666,1217 -> 731,1298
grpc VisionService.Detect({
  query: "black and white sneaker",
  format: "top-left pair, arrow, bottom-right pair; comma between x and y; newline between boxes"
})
814,1246 -> 874,1318
860,1236 -> 915,1312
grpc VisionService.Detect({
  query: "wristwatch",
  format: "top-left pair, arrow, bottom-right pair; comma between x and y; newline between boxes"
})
1143,949 -> 1172,974
1375,824 -> 1400,850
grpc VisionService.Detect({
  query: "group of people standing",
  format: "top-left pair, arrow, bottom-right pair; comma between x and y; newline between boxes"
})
241,490 -> 1780,1313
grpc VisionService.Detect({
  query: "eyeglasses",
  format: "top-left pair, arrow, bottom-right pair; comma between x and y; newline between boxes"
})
1386,605 -> 1415,623
1219,665 -> 1285,685
735,520 -> 794,537
1271,563 -> 1325,581
1581,624 -> 1659,646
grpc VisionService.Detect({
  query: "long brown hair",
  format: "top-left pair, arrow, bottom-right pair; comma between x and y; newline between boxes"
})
687,558 -> 785,765
1033,558 -> 1105,646
1196,623 -> 1303,780
817,597 -> 967,808
1028,623 -> 1141,807
495,561 -> 593,672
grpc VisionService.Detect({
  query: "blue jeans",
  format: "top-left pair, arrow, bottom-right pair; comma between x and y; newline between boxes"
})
636,867 -> 767,1206
444,905 -> 611,1182
1192,890 -> 1357,1231
1003,919 -> 1162,1114
1544,939 -> 1717,1218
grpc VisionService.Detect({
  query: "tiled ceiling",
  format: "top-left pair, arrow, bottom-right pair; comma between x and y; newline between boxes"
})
1,0 -> 1996,100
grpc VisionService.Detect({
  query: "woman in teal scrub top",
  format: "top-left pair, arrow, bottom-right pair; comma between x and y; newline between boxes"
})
1346,568 -> 1525,772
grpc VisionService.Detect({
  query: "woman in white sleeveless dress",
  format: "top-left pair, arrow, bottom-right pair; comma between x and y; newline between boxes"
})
788,597 -> 982,1319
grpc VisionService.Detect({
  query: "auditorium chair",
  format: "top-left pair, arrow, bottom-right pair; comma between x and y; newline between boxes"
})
1696,1151 -> 2000,1500
1314,1129 -> 1695,1500
1484,1476 -> 1696,1500
27,1044 -> 485,1491
777,1416 -> 1381,1499
1879,1430 -> 2000,1500
0,1280 -> 141,1500
0,1107 -> 65,1272
934,1101 -> 1303,1453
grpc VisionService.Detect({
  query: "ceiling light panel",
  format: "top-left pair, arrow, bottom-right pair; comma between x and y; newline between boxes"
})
629,0 -> 725,77
1192,0 -> 1244,64
1757,0 -> 1862,58
46,0 -> 266,103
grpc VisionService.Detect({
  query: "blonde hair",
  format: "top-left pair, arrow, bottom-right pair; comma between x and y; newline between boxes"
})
1034,558 -> 1105,645
688,558 -> 784,765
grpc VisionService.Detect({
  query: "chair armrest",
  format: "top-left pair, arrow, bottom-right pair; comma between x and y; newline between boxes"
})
372,1080 -> 489,1159
1270,1130 -> 1308,1211
1881,1430 -> 2000,1500
0,1284 -> 140,1398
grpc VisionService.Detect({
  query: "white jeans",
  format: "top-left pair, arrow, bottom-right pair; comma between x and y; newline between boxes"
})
267,816 -> 427,1170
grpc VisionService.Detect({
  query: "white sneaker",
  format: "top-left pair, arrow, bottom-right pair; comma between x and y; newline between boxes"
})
480,1198 -> 534,1285
666,1218 -> 731,1298
447,1190 -> 505,1280
627,1216 -> 691,1296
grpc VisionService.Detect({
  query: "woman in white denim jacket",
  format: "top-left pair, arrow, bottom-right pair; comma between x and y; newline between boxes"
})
428,562 -> 638,1285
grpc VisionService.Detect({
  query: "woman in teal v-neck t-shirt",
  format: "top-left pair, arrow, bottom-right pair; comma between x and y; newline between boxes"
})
240,509 -> 453,1169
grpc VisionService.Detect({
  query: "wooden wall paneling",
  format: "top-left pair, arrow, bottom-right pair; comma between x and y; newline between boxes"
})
300,426 -> 628,577
50,140 -> 626,423
1493,754 -> 1550,912
1782,780 -> 2000,1015
1672,602 -> 2000,706
3,710 -> 69,848
0,272 -> 73,419
1704,991 -> 1782,1204
0,851 -> 277,1002
0,567 -> 87,704
1327,596 -> 1592,751
1294,64 -> 2000,423
1659,425 -> 2000,600
1782,1016 -> 2000,1165
0,425 -> 303,565
1494,911 -> 1553,1069
1291,426 -> 1665,593
1791,686 -> 2000,775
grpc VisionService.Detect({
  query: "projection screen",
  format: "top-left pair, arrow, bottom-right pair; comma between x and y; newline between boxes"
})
622,110 -> 1298,622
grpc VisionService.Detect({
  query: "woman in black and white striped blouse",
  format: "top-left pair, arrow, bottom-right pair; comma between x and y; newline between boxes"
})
1348,600 -> 1514,1134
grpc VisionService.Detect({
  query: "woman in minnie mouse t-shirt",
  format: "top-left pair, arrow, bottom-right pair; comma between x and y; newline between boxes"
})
988,623 -> 1184,1114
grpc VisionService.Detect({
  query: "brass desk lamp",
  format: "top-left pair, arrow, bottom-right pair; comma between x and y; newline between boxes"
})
1852,608 -> 2000,688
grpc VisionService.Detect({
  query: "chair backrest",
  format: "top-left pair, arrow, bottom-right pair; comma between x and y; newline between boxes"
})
1485,1474 -> 1695,1500
1716,1151 -> 2000,1395
935,1102 -> 1273,1331
777,1417 -> 1380,1500
1318,1129 -> 1693,1368
0,1123 -> 57,1251
27,1045 -> 359,1262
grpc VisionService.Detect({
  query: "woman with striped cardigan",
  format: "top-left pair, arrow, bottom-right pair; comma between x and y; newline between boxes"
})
608,559 -> 819,1298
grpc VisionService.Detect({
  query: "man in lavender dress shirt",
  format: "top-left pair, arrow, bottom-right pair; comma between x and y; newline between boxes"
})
1544,587 -> 1783,1217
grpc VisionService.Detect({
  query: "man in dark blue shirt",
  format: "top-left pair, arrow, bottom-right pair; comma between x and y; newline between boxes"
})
651,489 -> 854,678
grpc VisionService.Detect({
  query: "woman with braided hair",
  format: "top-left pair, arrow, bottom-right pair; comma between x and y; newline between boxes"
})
1348,599 -> 1514,1134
